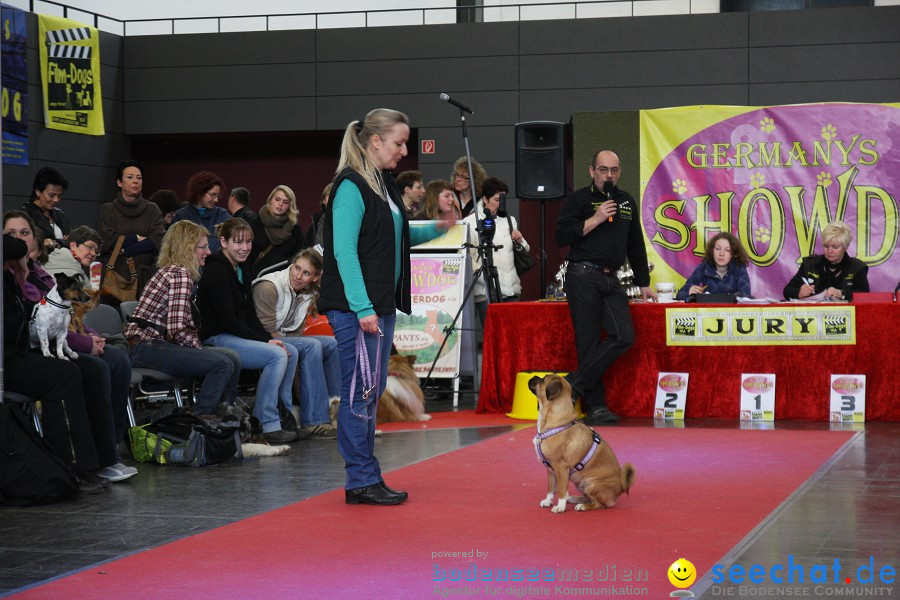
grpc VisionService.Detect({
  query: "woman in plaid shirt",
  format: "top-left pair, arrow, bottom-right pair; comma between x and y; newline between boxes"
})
124,221 -> 241,414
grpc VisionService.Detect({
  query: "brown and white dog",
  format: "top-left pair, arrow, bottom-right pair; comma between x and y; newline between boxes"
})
69,288 -> 101,335
29,273 -> 90,360
529,374 -> 635,513
376,354 -> 430,424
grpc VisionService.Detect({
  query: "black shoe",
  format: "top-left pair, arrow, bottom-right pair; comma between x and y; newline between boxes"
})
583,407 -> 619,424
378,481 -> 408,501
77,478 -> 106,495
263,429 -> 299,444
79,469 -> 109,486
346,483 -> 407,505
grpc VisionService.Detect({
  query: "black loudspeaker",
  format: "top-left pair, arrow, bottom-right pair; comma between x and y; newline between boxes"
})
515,121 -> 565,199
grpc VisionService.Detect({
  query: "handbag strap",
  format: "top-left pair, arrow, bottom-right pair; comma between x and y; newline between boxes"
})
254,244 -> 275,265
506,215 -> 523,250
106,235 -> 138,279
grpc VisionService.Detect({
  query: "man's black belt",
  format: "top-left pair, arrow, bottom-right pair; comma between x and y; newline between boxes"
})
571,261 -> 616,276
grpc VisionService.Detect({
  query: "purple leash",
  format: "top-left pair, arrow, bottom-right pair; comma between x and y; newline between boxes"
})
349,326 -> 383,419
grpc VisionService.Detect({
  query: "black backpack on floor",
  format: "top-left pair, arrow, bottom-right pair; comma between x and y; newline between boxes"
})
0,402 -> 79,506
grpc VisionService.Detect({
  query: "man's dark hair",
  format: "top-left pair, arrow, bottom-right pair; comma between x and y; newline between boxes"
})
67,225 -> 103,248
116,159 -> 144,182
31,167 -> 69,199
148,189 -> 181,214
230,187 -> 251,207
480,176 -> 509,201
396,170 -> 423,193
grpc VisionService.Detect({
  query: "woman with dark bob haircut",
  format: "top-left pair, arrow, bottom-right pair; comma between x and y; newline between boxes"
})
172,171 -> 231,253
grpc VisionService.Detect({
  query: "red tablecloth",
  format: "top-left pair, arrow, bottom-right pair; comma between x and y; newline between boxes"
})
477,301 -> 900,421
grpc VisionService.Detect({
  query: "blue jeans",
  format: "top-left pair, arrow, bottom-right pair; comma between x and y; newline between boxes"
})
280,335 -> 342,427
326,310 -> 395,490
131,340 -> 241,414
204,334 -> 298,433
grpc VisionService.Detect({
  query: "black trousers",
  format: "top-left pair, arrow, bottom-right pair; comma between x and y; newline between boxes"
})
564,263 -> 635,412
4,350 -> 116,470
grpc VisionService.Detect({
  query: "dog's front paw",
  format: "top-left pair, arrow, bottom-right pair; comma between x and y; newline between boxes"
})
65,351 -> 79,360
539,498 -> 553,508
55,353 -> 70,361
575,503 -> 587,511
550,504 -> 566,514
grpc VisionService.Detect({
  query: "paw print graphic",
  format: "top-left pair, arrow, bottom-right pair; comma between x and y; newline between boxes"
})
759,117 -> 775,133
816,172 -> 832,188
755,226 -> 771,244
750,172 -> 766,189
672,179 -> 687,195
821,124 -> 837,141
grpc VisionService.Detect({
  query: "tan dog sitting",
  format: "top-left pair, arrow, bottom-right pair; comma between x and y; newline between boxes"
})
376,354 -> 431,424
69,288 -> 101,335
529,374 -> 635,513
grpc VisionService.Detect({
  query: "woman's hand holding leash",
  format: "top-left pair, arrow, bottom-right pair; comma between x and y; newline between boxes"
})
359,314 -> 379,334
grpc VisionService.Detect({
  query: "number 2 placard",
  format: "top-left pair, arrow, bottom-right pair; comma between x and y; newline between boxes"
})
830,374 -> 866,423
740,373 -> 776,422
654,372 -> 688,420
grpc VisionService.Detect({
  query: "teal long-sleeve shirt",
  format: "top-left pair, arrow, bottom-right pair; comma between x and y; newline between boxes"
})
332,179 -> 441,319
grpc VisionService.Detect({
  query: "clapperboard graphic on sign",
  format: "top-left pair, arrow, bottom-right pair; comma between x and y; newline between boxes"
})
38,15 -> 104,135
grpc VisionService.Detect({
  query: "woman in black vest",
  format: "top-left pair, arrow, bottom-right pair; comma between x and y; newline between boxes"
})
319,109 -> 450,506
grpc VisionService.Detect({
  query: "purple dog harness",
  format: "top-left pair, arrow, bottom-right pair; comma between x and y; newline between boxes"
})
533,421 -> 603,474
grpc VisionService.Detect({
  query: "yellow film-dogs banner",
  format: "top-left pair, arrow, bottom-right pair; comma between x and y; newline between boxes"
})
665,306 -> 856,346
38,15 -> 104,135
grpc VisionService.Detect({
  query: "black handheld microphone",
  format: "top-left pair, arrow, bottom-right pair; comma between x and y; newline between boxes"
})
497,192 -> 508,218
602,181 -> 615,222
439,93 -> 473,114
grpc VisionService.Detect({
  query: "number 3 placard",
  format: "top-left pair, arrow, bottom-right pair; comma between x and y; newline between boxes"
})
654,372 -> 689,420
740,373 -> 776,422
830,374 -> 866,423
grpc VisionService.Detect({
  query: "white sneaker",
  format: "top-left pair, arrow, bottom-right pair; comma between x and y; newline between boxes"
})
95,463 -> 138,482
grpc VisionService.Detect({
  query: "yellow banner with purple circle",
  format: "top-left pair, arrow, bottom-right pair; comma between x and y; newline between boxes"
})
640,103 -> 900,300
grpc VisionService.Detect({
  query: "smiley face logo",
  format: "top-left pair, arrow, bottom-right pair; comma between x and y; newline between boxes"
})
668,558 -> 697,588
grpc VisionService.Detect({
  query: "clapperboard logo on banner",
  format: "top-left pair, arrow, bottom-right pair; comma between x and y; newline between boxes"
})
45,25 -> 94,121
673,316 -> 696,337
823,315 -> 848,336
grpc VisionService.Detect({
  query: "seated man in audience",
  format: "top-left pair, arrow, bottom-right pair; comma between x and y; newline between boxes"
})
228,186 -> 256,222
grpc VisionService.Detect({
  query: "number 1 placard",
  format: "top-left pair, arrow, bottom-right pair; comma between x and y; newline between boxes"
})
740,373 -> 776,422
654,372 -> 688,420
830,374 -> 866,423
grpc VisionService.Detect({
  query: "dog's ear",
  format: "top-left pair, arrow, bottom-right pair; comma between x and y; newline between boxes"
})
53,272 -> 70,287
544,378 -> 564,402
528,375 -> 543,395
404,354 -> 416,367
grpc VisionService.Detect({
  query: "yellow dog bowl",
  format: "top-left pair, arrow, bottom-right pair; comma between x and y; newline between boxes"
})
507,371 -> 585,420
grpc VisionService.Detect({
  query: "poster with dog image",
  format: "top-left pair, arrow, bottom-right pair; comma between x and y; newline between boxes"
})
394,254 -> 466,378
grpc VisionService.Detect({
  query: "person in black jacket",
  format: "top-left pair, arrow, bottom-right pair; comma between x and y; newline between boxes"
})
247,185 -> 304,278
319,109 -> 450,506
3,235 -> 110,494
555,150 -> 656,424
197,218 -> 299,444
22,166 -> 71,251
783,221 -> 870,301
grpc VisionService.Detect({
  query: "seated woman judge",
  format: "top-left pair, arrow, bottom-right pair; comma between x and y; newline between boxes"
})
247,185 -> 305,278
783,221 -> 869,301
320,109 -> 451,506
98,159 -> 166,297
22,166 -> 71,252
252,247 -> 341,439
171,171 -> 231,253
123,221 -> 241,416
675,232 -> 752,301
461,177 -> 530,325
198,218 -> 300,444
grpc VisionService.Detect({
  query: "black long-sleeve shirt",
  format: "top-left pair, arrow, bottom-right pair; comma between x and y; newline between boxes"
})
555,184 -> 650,287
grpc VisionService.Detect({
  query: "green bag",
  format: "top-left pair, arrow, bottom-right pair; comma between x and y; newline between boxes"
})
128,412 -> 241,466
128,422 -> 176,464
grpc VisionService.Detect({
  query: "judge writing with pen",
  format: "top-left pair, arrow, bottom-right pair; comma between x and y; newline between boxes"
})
783,221 -> 869,301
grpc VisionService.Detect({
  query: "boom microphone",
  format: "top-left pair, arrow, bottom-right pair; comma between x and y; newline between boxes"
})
439,93 -> 473,114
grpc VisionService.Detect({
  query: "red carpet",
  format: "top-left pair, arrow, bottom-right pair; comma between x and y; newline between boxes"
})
377,409 -> 533,432
11,427 -> 853,599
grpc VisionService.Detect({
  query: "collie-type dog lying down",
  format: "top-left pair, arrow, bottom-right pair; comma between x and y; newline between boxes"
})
530,374 -> 635,513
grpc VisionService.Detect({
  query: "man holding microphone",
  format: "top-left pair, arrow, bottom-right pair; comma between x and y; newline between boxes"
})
555,150 -> 655,423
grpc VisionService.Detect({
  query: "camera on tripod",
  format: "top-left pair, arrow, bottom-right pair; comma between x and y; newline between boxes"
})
476,192 -> 507,245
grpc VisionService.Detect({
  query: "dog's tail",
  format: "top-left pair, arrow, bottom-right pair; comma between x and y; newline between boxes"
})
620,463 -> 636,494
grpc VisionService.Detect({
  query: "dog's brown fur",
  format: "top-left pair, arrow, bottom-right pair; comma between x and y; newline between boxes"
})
69,288 -> 101,335
376,354 -> 430,424
530,374 -> 635,513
